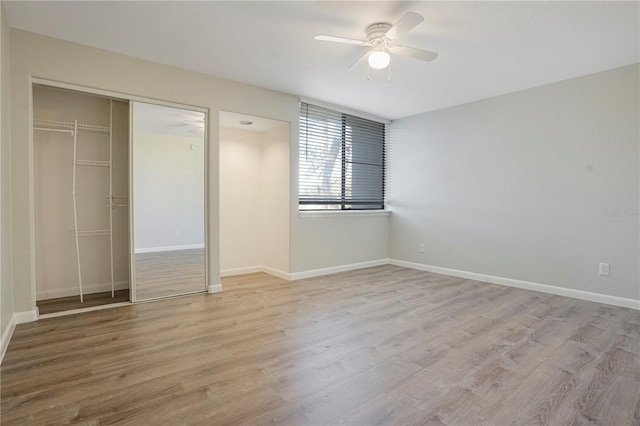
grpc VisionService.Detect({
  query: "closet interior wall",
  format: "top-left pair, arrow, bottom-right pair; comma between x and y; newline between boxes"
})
220,120 -> 290,276
33,85 -> 130,302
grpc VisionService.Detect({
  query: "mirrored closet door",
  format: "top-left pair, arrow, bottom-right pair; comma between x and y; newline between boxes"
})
131,101 -> 207,301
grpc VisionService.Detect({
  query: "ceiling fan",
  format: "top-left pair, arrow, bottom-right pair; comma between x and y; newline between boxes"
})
164,112 -> 205,135
315,12 -> 438,70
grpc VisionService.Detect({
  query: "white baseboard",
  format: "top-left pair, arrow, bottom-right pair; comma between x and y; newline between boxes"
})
15,309 -> 39,323
135,244 -> 204,254
261,266 -> 291,280
220,265 -> 290,280
389,259 -> 640,310
1,315 -> 16,364
289,259 -> 390,281
208,283 -> 223,294
37,280 -> 129,300
220,266 -> 263,277
1,309 -> 39,364
220,260 -> 388,282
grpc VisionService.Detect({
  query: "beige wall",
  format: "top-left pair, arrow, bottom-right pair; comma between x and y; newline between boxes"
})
291,213 -> 389,273
219,125 -> 290,275
220,127 -> 263,271
261,124 -> 290,274
389,64 -> 640,300
1,4 -> 14,337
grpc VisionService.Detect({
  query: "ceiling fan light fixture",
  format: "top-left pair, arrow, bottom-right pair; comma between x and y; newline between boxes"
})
368,50 -> 391,70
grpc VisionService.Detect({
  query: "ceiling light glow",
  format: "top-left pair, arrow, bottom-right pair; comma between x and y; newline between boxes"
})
368,51 -> 390,70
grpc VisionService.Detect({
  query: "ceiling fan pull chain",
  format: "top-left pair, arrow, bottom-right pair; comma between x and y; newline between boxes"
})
367,64 -> 371,81
388,62 -> 392,82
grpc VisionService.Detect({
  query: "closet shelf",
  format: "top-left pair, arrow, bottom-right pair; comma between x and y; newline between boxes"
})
33,119 -> 111,134
34,127 -> 75,135
72,229 -> 111,237
75,159 -> 111,167
34,119 -> 74,130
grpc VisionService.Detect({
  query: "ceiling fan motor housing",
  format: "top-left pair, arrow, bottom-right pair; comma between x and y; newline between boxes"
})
366,23 -> 392,44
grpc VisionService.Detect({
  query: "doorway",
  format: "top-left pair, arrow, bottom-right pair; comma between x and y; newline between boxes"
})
219,111 -> 290,278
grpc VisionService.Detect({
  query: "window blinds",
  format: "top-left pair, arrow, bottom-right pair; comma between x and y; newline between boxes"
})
299,102 -> 385,210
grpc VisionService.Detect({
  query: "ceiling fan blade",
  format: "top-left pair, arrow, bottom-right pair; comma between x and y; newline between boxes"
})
315,35 -> 369,46
348,50 -> 371,69
392,45 -> 438,62
385,12 -> 424,40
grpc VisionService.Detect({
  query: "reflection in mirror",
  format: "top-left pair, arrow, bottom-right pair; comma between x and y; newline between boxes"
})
132,102 -> 206,301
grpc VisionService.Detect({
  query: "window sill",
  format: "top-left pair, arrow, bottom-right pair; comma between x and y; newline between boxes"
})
298,210 -> 390,218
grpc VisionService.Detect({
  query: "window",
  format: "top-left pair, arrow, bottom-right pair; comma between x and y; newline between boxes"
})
299,102 -> 385,210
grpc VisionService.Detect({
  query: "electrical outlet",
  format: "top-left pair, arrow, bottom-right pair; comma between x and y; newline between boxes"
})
599,263 -> 610,276
419,243 -> 425,253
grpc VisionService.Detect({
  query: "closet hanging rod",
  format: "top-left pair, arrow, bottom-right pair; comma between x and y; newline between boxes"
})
78,123 -> 111,133
34,127 -> 75,135
72,229 -> 111,237
106,195 -> 129,200
75,160 -> 111,167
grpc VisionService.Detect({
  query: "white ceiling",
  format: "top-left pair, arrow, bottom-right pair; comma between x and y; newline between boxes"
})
133,102 -> 205,139
5,1 -> 639,120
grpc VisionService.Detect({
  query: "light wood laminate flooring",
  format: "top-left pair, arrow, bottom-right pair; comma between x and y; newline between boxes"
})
134,248 -> 206,300
2,265 -> 639,425
37,290 -> 130,315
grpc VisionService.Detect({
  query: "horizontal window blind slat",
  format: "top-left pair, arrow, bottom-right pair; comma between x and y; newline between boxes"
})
299,102 -> 385,211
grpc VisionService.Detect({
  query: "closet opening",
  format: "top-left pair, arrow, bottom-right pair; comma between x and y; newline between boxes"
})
219,111 -> 290,279
32,82 -> 210,317
33,85 -> 130,315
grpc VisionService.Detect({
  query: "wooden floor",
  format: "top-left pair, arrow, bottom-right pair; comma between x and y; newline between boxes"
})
135,248 -> 206,300
2,265 -> 638,425
37,289 -> 130,315
37,249 -> 205,314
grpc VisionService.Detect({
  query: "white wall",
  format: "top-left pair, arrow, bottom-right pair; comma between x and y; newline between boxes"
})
133,131 -> 205,252
389,64 -> 640,301
291,213 -> 389,274
261,124 -> 290,274
219,124 -> 290,275
1,3 -> 14,339
220,127 -> 262,271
